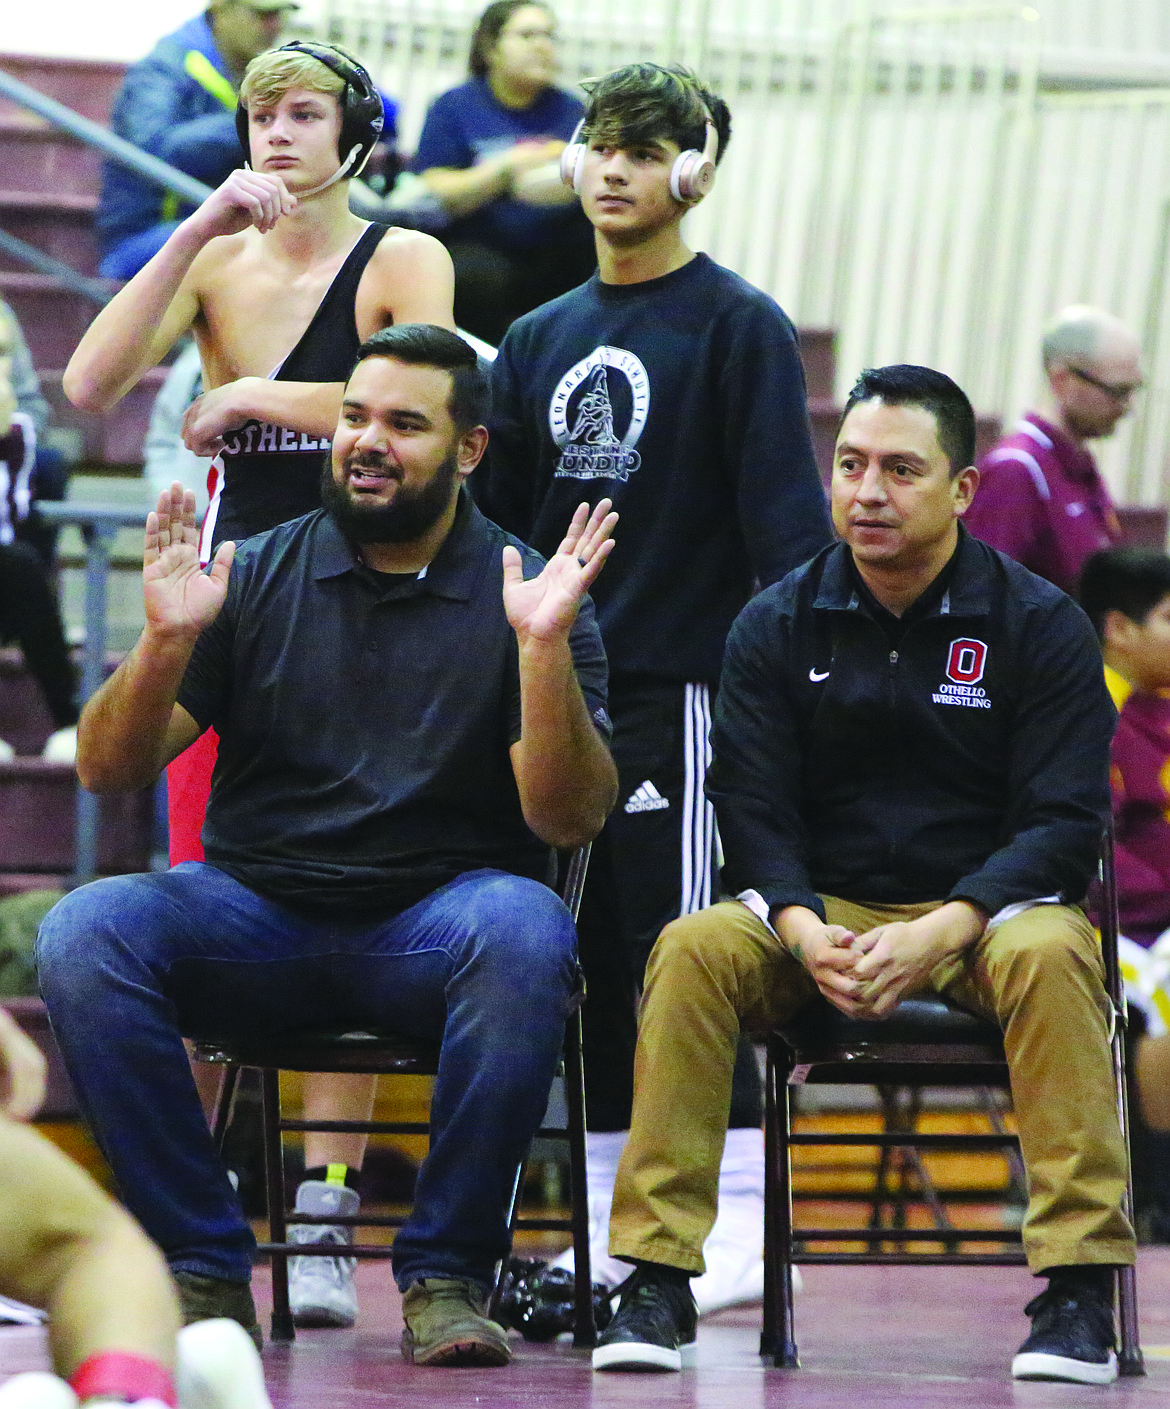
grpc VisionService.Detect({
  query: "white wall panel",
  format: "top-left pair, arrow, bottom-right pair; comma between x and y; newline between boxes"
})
11,0 -> 1170,500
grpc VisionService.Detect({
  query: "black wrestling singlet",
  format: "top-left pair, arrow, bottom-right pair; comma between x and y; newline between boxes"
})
206,222 -> 388,551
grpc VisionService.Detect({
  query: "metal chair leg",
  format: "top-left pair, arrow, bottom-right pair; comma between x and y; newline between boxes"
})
776,1078 -> 799,1367
489,1159 -> 527,1322
1098,823 -> 1145,1376
260,1066 -> 295,1343
1118,1262 -> 1144,1376
760,1044 -> 777,1357
485,1008 -> 596,1345
1112,1016 -> 1145,1375
761,1043 -> 798,1366
210,1064 -> 240,1152
563,1009 -> 597,1347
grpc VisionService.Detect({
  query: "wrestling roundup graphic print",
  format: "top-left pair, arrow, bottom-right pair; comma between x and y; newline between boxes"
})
549,346 -> 650,483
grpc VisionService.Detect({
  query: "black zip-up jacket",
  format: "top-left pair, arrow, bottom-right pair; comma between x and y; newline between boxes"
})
709,527 -> 1115,919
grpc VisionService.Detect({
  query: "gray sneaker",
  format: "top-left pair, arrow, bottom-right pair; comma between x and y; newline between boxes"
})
288,1181 -> 359,1329
401,1278 -> 511,1366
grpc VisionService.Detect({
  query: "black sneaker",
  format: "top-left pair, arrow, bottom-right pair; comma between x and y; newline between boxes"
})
592,1264 -> 697,1372
1011,1269 -> 1117,1384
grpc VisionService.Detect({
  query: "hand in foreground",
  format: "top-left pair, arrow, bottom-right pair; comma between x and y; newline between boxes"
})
181,378 -> 262,456
0,371 -> 16,437
502,499 -> 617,646
504,138 -> 566,182
188,169 -> 296,242
849,902 -> 985,1018
143,483 -> 234,639
0,1008 -> 46,1121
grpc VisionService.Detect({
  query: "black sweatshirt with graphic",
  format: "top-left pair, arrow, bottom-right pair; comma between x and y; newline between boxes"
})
478,253 -> 832,685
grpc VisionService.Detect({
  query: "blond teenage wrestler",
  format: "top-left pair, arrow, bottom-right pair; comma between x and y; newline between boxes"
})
65,41 -> 456,1333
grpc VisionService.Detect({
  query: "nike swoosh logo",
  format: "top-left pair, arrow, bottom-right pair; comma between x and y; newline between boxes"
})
809,668 -> 830,682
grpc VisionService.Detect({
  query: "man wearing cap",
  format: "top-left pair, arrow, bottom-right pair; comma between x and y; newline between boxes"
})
98,0 -> 314,280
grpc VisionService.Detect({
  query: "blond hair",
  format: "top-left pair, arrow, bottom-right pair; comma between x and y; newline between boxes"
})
239,47 -> 347,112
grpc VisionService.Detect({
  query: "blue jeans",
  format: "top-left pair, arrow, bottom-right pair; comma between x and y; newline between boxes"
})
98,223 -> 182,280
36,863 -> 577,1291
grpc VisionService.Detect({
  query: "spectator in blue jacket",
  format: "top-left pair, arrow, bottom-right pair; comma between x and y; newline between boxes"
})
97,0 -> 301,280
414,0 -> 595,343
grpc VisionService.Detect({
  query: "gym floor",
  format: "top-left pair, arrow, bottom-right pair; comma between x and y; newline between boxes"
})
2,1251 -> 1169,1406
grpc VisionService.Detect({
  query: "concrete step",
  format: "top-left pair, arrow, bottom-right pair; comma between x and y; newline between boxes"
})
0,52 -> 125,125
0,648 -> 59,755
39,366 -> 166,468
0,189 -> 100,277
0,117 -> 101,198
798,327 -> 836,403
0,874 -> 68,899
1,271 -> 98,369
4,998 -> 77,1121
0,758 -> 152,873
1118,505 -> 1168,550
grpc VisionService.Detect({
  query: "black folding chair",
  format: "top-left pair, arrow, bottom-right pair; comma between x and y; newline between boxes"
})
761,829 -> 1143,1375
193,846 -> 596,1346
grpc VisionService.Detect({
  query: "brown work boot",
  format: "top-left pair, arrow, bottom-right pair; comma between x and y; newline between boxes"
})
401,1277 -> 511,1366
172,1269 -> 263,1352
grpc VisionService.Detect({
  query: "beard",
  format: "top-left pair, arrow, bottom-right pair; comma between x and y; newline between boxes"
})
321,450 -> 460,545
1065,406 -> 1119,442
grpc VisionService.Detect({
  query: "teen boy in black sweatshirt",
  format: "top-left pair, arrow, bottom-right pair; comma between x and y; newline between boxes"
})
479,61 -> 831,1317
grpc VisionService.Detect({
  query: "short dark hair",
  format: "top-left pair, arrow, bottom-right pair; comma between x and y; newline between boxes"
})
582,63 -> 731,165
841,365 -> 976,476
352,324 -> 488,432
1079,548 -> 1170,639
468,0 -> 553,79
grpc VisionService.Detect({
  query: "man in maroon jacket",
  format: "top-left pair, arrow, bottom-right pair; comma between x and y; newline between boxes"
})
966,307 -> 1141,594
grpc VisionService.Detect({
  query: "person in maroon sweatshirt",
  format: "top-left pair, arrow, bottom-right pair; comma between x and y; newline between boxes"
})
1080,548 -> 1170,1224
967,307 -> 1140,594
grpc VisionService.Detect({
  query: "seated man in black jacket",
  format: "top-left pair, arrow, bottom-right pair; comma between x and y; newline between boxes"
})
592,364 -> 1135,1383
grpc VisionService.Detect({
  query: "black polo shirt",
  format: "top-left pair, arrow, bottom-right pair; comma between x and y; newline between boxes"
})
177,492 -> 611,918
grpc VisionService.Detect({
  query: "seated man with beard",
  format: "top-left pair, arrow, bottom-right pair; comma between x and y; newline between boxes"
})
36,323 -> 618,1368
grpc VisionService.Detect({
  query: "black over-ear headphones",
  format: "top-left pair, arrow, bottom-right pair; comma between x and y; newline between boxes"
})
235,41 -> 384,180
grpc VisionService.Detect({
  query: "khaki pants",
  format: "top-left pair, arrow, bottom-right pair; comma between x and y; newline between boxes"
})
610,898 -> 1136,1275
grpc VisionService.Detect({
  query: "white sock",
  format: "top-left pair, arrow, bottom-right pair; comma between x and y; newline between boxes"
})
85,1400 -> 171,1407
549,1129 -> 629,1287
0,1373 -> 78,1409
176,1317 -> 272,1409
694,1125 -> 802,1312
714,1125 -> 766,1201
692,1126 -> 773,1314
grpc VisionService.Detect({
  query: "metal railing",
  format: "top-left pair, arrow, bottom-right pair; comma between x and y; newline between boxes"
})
35,503 -> 149,886
0,228 -> 115,307
0,63 -> 212,299
0,65 -> 212,207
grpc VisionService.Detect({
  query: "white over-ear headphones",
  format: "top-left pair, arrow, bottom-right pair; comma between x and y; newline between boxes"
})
559,119 -> 588,193
559,111 -> 720,204
670,118 -> 718,202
